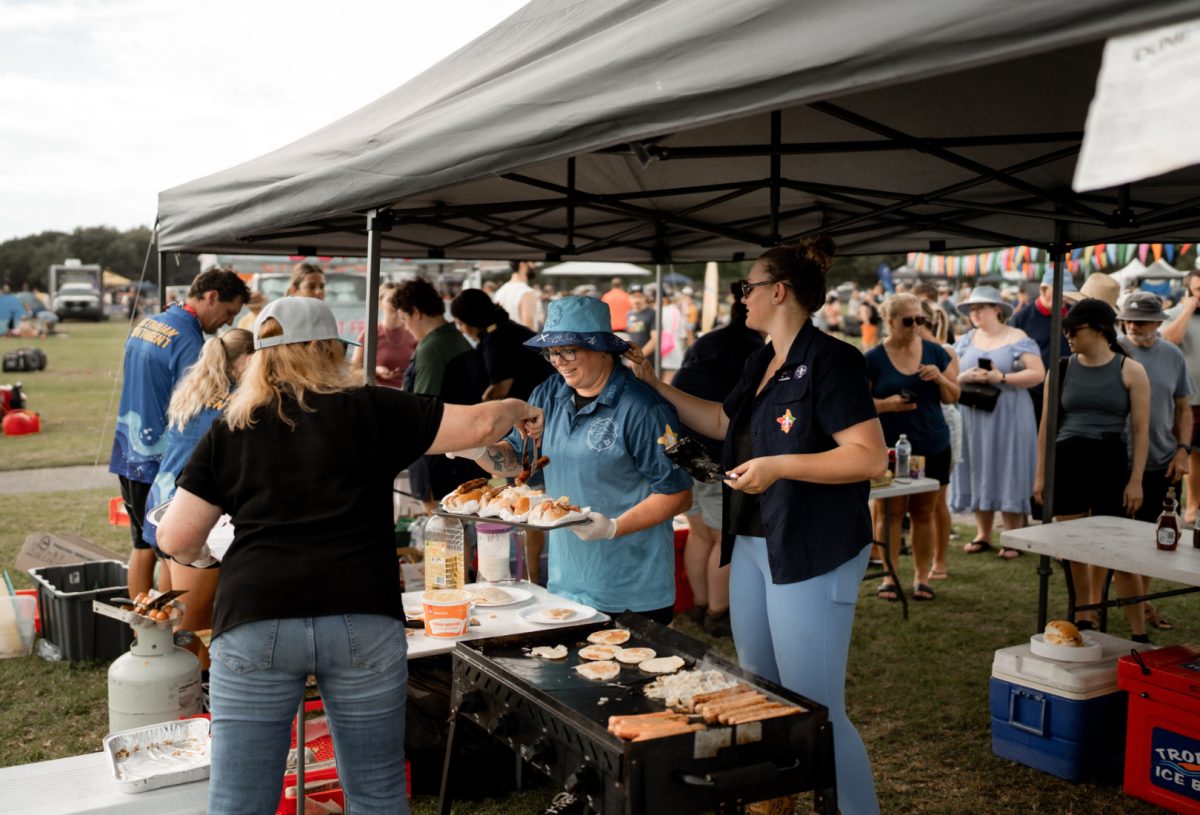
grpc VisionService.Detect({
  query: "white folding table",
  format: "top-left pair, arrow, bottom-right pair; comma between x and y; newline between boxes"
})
867,477 -> 941,619
1000,515 -> 1200,631
0,582 -> 605,814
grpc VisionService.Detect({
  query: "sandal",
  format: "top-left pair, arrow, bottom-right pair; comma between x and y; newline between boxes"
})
1146,603 -> 1173,631
876,582 -> 900,602
912,583 -> 936,601
963,539 -> 992,554
996,547 -> 1022,559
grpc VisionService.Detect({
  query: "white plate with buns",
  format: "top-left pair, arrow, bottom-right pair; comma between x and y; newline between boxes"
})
1029,633 -> 1104,662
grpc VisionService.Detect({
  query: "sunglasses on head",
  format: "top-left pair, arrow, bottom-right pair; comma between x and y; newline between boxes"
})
900,315 -> 927,327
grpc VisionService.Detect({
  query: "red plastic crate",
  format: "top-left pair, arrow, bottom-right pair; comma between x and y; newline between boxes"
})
1118,645 -> 1200,814
673,526 -> 694,614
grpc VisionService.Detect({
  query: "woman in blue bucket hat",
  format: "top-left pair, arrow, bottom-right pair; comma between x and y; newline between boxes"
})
465,295 -> 693,624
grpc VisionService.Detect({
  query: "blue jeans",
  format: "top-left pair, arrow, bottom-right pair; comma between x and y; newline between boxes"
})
208,615 -> 409,815
730,537 -> 879,815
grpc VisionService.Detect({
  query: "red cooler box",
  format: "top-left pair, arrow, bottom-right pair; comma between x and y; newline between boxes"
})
991,631 -> 1153,782
1118,644 -> 1200,814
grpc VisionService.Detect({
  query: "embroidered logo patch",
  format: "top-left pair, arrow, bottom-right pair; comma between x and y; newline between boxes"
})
776,408 -> 795,434
587,417 -> 618,451
657,423 -> 679,448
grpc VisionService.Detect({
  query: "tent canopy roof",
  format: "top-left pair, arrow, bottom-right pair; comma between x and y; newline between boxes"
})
157,0 -> 1200,261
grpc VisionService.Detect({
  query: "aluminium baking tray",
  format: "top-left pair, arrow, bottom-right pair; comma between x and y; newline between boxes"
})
103,717 -> 211,793
434,508 -> 589,532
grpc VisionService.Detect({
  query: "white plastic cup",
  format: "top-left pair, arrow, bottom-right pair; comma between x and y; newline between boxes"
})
0,595 -> 36,658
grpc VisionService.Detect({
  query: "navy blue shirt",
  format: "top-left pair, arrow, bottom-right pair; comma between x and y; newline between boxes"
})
1010,301 -> 1070,372
720,320 -> 879,584
865,340 -> 951,454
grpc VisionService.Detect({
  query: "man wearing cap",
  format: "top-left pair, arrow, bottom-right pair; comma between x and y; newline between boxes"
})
1161,270 -> 1200,523
110,266 -> 248,600
1010,268 -> 1074,425
1119,291 -> 1194,631
469,296 -> 693,622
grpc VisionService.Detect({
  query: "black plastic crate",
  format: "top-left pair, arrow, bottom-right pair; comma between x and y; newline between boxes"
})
30,560 -> 133,661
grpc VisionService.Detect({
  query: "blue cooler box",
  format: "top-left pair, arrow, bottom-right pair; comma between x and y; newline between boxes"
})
990,631 -> 1154,782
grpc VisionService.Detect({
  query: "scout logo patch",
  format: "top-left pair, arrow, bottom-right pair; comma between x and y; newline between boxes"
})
657,423 -> 679,449
776,408 -> 795,433
777,364 -> 808,382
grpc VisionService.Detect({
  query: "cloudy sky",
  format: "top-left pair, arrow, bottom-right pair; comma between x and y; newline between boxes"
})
0,0 -> 527,242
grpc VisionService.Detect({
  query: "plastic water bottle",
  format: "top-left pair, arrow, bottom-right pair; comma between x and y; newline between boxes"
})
409,516 -> 428,554
895,434 -> 912,480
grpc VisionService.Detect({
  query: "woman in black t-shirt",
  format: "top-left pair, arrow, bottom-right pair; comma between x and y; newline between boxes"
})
158,297 -> 540,815
450,288 -> 555,401
629,238 -> 887,815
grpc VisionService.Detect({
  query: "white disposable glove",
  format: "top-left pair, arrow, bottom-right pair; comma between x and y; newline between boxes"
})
571,511 -> 618,541
445,447 -> 487,460
188,544 -> 218,570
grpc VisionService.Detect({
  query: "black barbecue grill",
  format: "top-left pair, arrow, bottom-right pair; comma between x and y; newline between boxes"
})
437,613 -> 836,814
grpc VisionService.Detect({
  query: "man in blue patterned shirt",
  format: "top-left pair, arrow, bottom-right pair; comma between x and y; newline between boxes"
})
109,267 -> 248,597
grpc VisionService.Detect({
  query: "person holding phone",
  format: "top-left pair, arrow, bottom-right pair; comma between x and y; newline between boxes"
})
951,286 -> 1044,558
865,293 -> 959,602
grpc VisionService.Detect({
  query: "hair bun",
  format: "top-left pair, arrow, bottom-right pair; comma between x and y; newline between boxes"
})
792,237 -> 836,276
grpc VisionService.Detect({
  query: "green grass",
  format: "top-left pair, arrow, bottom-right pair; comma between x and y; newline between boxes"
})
3,499 -> 1194,813
1,320 -> 131,470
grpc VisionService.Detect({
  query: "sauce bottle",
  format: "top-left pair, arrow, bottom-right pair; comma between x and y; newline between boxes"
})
1156,487 -> 1180,551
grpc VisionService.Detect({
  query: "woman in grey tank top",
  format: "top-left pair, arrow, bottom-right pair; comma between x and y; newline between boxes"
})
1033,298 -> 1151,638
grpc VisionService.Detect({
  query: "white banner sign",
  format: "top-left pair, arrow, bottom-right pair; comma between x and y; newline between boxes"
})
1074,18 -> 1200,192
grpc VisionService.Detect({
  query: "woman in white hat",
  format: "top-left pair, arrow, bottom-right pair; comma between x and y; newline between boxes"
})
951,285 -> 1045,558
157,296 -> 541,815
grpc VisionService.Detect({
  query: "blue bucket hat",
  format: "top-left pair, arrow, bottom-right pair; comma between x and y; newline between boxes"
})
1040,268 -> 1078,292
523,296 -> 630,353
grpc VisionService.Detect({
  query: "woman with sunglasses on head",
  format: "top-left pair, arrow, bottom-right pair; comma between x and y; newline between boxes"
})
951,286 -> 1045,558
1033,298 -> 1150,637
628,238 -> 888,815
865,293 -> 959,602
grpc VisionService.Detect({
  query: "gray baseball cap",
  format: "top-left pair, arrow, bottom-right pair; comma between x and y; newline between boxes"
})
252,296 -> 360,350
1117,291 -> 1170,322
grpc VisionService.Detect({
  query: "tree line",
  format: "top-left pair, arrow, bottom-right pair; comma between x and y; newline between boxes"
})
0,226 -> 154,291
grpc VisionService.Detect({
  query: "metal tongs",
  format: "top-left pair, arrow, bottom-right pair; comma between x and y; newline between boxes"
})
517,431 -> 544,484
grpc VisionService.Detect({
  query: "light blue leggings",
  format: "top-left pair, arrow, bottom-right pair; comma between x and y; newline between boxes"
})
729,537 -> 879,815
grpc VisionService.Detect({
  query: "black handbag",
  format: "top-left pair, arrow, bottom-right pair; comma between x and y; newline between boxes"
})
958,381 -> 1000,412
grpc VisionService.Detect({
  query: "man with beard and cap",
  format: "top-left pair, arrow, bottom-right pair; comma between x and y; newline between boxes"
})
1120,291 -> 1194,631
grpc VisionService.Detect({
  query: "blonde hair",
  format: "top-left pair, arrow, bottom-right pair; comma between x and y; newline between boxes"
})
288,262 -> 325,294
167,329 -> 254,430
880,293 -> 922,323
223,318 -> 357,431
920,300 -> 949,344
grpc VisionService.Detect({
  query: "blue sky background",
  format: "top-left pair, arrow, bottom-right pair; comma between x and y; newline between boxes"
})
0,0 -> 526,241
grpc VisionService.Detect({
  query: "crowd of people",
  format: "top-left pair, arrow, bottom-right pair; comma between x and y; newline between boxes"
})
106,249 -> 1199,815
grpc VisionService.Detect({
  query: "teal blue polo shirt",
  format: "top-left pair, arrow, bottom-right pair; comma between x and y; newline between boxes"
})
504,364 -> 692,612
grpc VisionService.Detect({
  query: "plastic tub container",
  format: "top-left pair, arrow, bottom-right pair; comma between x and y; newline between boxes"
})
14,588 -> 40,635
0,595 -> 37,658
30,559 -> 133,661
422,589 -> 471,638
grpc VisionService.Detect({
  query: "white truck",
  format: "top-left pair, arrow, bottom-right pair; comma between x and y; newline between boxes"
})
48,260 -> 105,321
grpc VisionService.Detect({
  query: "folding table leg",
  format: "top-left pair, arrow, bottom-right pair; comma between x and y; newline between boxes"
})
881,501 -> 908,620
437,712 -> 461,815
1099,568 -> 1115,632
1036,555 -> 1052,631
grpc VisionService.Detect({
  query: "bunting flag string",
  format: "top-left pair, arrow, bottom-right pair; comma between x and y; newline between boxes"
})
903,243 -> 1193,278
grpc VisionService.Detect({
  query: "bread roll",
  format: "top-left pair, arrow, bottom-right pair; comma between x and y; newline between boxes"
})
1044,620 -> 1084,647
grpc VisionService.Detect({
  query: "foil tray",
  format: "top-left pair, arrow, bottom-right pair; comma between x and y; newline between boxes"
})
103,718 -> 211,794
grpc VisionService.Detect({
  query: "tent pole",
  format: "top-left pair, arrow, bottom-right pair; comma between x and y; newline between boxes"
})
1041,223 -> 1067,527
364,209 -> 392,385
654,263 -> 663,379
770,110 -> 781,244
156,242 -> 166,316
